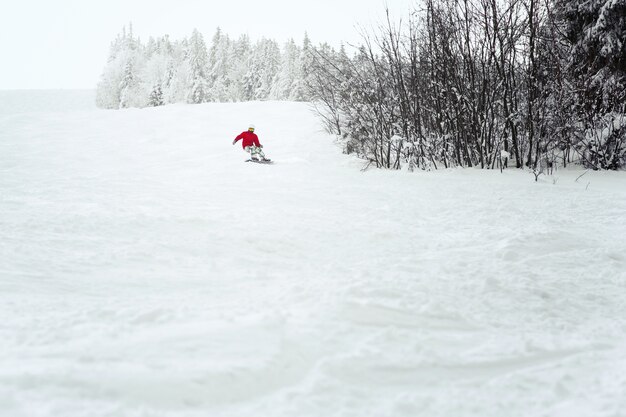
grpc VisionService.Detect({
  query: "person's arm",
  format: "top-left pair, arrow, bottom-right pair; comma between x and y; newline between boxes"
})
253,134 -> 261,147
233,133 -> 243,145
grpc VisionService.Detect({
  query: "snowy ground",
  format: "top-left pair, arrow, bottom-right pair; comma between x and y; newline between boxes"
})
1,99 -> 626,417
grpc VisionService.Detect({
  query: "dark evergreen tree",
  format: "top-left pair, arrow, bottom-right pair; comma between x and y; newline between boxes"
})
148,83 -> 164,107
559,0 -> 626,114
557,0 -> 626,169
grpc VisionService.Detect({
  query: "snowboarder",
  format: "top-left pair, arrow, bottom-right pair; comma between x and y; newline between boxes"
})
232,124 -> 270,162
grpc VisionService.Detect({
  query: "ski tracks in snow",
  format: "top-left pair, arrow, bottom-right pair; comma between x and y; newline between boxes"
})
1,101 -> 626,417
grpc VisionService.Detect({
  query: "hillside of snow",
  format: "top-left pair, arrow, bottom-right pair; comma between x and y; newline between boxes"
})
1,99 -> 626,417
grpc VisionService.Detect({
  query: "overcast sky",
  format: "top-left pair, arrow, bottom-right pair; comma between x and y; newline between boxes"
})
0,0 -> 414,90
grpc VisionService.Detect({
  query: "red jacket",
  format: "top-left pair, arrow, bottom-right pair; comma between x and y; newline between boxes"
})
234,131 -> 261,148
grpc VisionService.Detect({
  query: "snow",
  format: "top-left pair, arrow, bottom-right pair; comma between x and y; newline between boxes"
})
0,90 -> 96,116
1,96 -> 626,417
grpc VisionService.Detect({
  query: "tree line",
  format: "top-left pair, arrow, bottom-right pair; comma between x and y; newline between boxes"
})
307,0 -> 626,170
96,24 -> 313,109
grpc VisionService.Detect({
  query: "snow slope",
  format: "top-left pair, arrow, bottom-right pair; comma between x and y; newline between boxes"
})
1,100 -> 626,417
0,90 -> 96,117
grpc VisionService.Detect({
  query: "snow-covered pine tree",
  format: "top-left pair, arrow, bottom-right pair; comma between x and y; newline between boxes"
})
142,35 -> 173,107
148,83 -> 164,106
96,24 -> 145,109
227,34 -> 252,101
96,32 -> 125,109
291,32 -> 314,101
558,0 -> 626,169
186,29 -> 210,104
270,39 -> 301,100
145,36 -> 157,60
207,28 -> 233,102
121,31 -> 146,108
560,0 -> 626,114
165,38 -> 190,104
250,38 -> 281,100
118,61 -> 135,109
242,48 -> 262,101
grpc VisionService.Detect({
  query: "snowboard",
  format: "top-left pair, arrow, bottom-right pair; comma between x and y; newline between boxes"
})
245,159 -> 274,164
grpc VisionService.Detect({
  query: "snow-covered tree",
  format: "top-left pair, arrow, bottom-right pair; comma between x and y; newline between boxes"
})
207,28 -> 234,102
556,0 -> 626,169
186,29 -> 210,104
291,33 -> 314,101
96,26 -> 317,108
141,35 -> 173,107
148,83 -> 164,107
247,38 -> 281,100
96,24 -> 145,109
560,0 -> 626,114
227,34 -> 252,101
145,36 -> 157,59
118,61 -> 135,108
270,39 -> 301,100
165,39 -> 189,103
